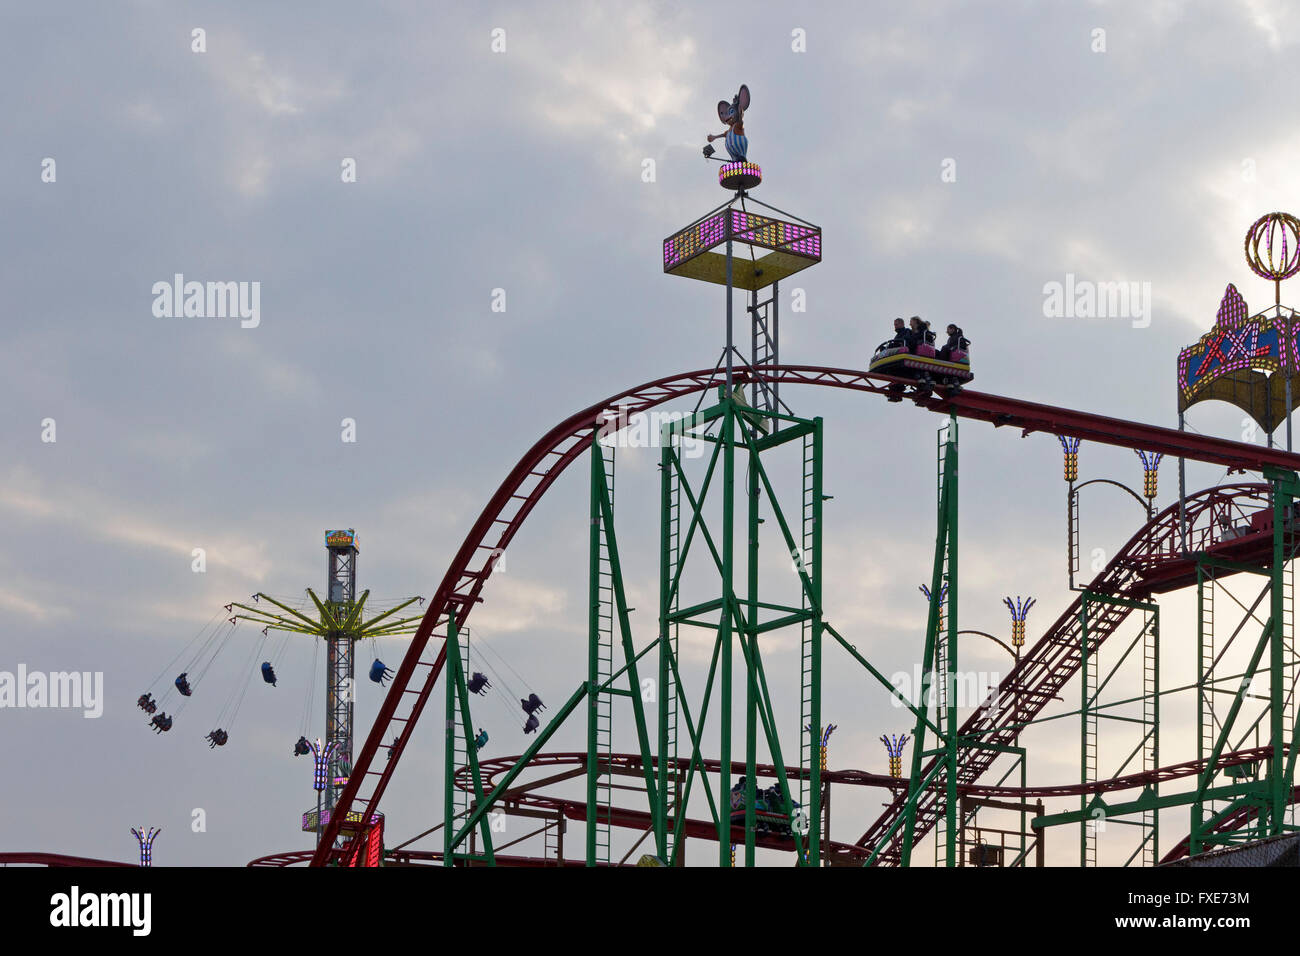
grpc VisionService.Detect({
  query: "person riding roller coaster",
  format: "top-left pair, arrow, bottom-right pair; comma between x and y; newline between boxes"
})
260,662 -> 277,686
467,672 -> 491,695
938,323 -> 969,361
870,315 -> 973,397
174,673 -> 193,697
137,693 -> 157,714
206,728 -> 229,749
293,736 -> 312,756
729,779 -> 801,837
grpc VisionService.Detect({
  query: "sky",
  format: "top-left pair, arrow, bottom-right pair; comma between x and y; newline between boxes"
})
3,0 -> 1300,867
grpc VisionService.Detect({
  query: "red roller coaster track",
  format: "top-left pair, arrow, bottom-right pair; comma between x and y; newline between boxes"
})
247,743 -> 1282,865
311,365 -> 1300,865
0,852 -> 134,867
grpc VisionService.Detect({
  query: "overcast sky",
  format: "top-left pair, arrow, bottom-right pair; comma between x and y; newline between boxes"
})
3,0 -> 1299,867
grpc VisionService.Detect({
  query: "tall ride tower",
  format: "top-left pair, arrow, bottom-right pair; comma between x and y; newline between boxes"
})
325,529 -> 359,810
637,86 -> 826,865
229,528 -> 424,826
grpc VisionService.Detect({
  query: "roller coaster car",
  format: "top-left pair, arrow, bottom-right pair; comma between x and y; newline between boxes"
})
729,783 -> 802,838
869,342 -> 972,401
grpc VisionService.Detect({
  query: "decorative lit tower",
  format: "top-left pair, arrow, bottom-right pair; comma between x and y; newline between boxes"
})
1172,212 -> 1300,853
880,735 -> 908,778
131,827 -> 160,867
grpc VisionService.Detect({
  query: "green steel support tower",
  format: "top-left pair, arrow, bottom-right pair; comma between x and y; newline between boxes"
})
655,181 -> 824,865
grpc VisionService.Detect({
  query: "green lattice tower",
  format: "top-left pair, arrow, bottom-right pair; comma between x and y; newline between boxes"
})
586,431 -> 662,867
443,610 -> 496,866
1078,593 -> 1159,866
898,416 -> 959,868
588,437 -> 617,864
931,420 -> 956,867
1189,467 -> 1300,852
652,395 -> 824,866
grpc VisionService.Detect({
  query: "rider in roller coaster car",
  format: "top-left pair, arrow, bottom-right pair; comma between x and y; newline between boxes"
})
908,316 -> 935,352
938,324 -> 969,361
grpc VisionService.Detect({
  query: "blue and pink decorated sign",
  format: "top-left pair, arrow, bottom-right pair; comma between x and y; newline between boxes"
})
1178,284 -> 1298,405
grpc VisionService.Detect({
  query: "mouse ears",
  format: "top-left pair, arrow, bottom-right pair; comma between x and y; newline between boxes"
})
736,84 -> 750,112
717,99 -> 734,124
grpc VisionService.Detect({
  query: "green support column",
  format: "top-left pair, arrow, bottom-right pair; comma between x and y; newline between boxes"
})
443,608 -> 456,867
441,609 -> 497,866
719,401 -> 735,866
808,416 -> 824,866
745,411 -> 759,867
1080,599 -> 1090,866
1269,470 -> 1296,832
902,416 -> 957,866
945,416 -> 958,868
587,430 -> 602,866
1192,562 -> 1207,856
656,440 -> 674,861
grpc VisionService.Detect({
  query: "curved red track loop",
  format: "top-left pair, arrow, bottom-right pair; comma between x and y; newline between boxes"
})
313,365 -> 1300,865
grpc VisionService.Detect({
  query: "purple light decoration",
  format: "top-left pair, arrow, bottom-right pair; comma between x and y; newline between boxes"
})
919,583 -> 948,631
1003,595 -> 1036,648
309,738 -> 340,792
1218,283 -> 1249,326
880,734 -> 909,777
1179,292 -> 1282,394
1136,450 -> 1163,498
918,583 -> 948,604
718,161 -> 762,189
806,722 -> 838,771
664,207 -> 821,272
663,212 -> 727,269
131,826 -> 161,867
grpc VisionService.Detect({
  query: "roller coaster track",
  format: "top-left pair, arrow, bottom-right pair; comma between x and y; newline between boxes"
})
311,365 -> 1300,865
856,483 -> 1285,865
252,743 -> 1279,865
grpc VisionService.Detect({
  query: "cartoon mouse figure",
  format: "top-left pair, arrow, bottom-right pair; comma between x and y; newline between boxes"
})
706,84 -> 750,162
